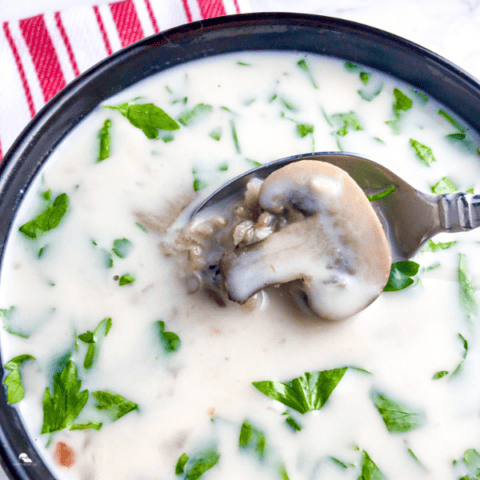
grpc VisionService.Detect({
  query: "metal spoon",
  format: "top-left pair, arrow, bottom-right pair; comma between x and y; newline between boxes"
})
190,151 -> 480,261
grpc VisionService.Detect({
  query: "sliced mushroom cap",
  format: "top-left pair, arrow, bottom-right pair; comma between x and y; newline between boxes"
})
220,160 -> 391,321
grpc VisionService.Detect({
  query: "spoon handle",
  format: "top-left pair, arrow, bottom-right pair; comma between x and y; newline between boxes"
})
439,193 -> 480,232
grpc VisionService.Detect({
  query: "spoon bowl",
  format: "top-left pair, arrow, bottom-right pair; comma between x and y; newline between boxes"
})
191,152 -> 480,261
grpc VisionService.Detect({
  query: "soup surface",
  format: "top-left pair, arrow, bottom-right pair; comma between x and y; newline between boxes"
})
2,51 -> 480,480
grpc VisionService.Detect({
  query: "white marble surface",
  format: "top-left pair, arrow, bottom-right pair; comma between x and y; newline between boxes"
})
0,0 -> 480,478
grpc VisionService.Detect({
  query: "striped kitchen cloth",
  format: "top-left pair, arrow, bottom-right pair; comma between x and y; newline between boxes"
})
0,0 -> 250,161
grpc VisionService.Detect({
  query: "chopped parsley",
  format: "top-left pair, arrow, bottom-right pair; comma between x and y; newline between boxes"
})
156,320 -> 181,353
330,111 -> 362,137
458,253 -> 478,317
360,72 -> 370,84
245,158 -> 262,168
70,422 -> 102,431
383,261 -> 419,292
297,58 -> 318,89
104,102 -> 180,139
41,360 -> 88,434
296,123 -> 314,138
175,453 -> 189,474
366,185 -> 395,202
409,139 -> 436,166
252,367 -> 347,414
231,120 -> 241,154
359,450 -> 386,480
386,89 -> 412,133
438,109 -> 466,134
239,420 -> 267,459
78,317 -> 112,369
112,238 -> 133,259
421,239 -> 456,252
393,88 -> 413,112
432,370 -> 449,380
92,390 -> 138,420
283,411 -> 302,432
3,354 -> 36,404
19,193 -> 69,239
136,222 -> 147,233
344,61 -> 359,72
431,177 -> 457,194
178,104 -> 213,126
371,391 -> 424,433
209,127 -> 222,141
98,119 -> 111,162
119,274 -> 135,286
176,446 -> 220,480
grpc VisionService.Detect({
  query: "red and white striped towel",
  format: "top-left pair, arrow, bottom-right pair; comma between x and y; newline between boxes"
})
0,0 -> 250,162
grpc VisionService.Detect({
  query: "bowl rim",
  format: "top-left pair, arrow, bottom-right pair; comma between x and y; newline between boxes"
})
1,11 -> 480,480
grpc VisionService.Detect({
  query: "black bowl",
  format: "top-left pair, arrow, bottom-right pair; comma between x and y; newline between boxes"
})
1,12 -> 480,480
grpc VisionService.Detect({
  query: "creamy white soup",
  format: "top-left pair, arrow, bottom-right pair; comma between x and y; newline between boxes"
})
1,51 -> 480,480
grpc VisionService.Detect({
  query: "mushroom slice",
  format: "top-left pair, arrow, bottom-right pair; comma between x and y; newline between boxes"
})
220,160 -> 391,321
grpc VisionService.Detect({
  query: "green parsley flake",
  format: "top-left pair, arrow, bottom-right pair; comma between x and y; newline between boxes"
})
432,370 -> 449,380
367,185 -> 395,202
297,59 -> 318,89
330,111 -> 362,137
19,193 -> 69,239
98,119 -> 112,162
371,391 -> 424,433
296,123 -> 314,138
175,453 -> 189,474
431,177 -> 457,194
344,62 -> 359,72
104,102 -> 180,139
421,239 -> 456,252
136,222 -> 147,233
438,109 -> 466,133
360,72 -> 370,84
178,103 -> 213,126
384,261 -> 419,292
209,127 -> 222,141
252,368 -> 347,414
239,420 -> 267,458
231,120 -> 241,154
78,317 -> 112,369
119,274 -> 135,286
458,253 -> 478,316
359,451 -> 386,480
112,238 -> 133,259
181,446 -> 220,480
393,88 -> 413,112
156,320 -> 181,353
409,139 -> 436,166
93,390 -> 138,421
3,355 -> 36,404
41,360 -> 89,434
70,422 -> 102,431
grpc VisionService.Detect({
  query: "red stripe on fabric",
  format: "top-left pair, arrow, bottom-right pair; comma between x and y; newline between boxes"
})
54,12 -> 80,77
181,0 -> 193,23
144,0 -> 159,33
197,0 -> 226,19
2,22 -> 36,118
93,5 -> 113,55
232,0 -> 241,14
109,0 -> 144,48
19,15 -> 66,103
